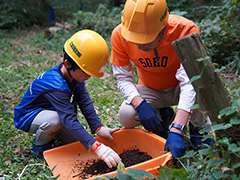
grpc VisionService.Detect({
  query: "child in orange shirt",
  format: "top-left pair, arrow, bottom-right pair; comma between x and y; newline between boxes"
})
110,0 -> 214,162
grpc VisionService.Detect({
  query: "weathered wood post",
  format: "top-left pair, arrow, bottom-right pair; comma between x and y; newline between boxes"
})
172,33 -> 230,123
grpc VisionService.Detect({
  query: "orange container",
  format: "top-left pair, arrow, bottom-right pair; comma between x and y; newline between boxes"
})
44,128 -> 172,179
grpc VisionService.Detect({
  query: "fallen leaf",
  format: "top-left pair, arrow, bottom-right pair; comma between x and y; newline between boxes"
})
221,166 -> 233,174
14,148 -> 31,156
37,49 -> 43,54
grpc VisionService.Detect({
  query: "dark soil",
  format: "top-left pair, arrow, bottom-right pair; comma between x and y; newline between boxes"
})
72,149 -> 152,179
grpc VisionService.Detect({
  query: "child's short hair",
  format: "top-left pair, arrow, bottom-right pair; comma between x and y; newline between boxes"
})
63,48 -> 80,70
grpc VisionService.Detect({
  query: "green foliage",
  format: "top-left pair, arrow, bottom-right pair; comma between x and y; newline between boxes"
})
167,0 -> 216,20
0,23 -> 124,179
71,4 -> 122,40
157,166 -> 173,180
84,76 -> 124,129
0,0 -> 113,30
167,0 -> 195,13
168,0 -> 240,74
167,93 -> 240,180
0,1 -> 239,179
0,27 -> 67,179
96,161 -> 156,180
197,0 -> 240,73
94,84 -> 240,180
0,0 -> 49,29
78,0 -> 113,13
117,168 -> 155,180
173,125 -> 239,179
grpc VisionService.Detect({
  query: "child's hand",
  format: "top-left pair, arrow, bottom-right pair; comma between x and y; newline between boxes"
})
95,126 -> 120,141
94,143 -> 121,168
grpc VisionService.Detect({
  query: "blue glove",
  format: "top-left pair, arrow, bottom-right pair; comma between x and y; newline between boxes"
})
189,122 -> 216,150
164,131 -> 187,163
136,99 -> 163,135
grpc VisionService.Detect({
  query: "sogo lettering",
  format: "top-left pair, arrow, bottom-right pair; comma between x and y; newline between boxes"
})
139,56 -> 168,68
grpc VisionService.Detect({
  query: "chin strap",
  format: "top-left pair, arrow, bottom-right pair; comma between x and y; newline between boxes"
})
154,47 -> 160,64
65,65 -> 78,78
153,29 -> 165,64
66,67 -> 73,77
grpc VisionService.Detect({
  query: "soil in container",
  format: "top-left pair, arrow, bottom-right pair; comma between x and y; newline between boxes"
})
72,149 -> 152,179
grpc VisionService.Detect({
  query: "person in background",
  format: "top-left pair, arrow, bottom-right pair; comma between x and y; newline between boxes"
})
14,30 -> 121,168
110,0 -> 213,162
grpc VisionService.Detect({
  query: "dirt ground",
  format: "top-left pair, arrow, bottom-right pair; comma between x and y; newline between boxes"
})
72,149 -> 152,179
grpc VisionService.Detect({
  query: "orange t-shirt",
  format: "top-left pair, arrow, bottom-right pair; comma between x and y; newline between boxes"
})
110,15 -> 200,90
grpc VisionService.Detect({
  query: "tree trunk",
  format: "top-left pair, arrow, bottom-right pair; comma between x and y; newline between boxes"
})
172,33 -> 230,123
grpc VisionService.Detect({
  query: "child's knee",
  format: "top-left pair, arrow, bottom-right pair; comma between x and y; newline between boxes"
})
39,114 -> 63,132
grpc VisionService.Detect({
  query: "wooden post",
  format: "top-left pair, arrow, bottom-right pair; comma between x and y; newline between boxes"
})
172,33 -> 230,123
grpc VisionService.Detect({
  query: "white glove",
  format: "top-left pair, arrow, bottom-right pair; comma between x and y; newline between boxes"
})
95,126 -> 119,141
95,143 -> 121,168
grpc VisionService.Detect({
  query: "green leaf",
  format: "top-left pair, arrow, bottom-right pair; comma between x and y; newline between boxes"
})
222,123 -> 232,130
51,165 -> 58,173
41,161 -> 45,170
214,66 -> 226,72
232,162 -> 240,169
230,116 -> 240,125
170,10 -> 188,16
198,147 -> 214,155
127,168 -> 155,179
199,123 -> 232,134
182,150 -> 197,158
117,170 -> 134,180
228,144 -> 240,153
171,168 -> 188,179
218,158 -> 227,166
157,166 -> 172,180
190,104 -> 200,110
219,106 -> 238,116
212,171 -> 229,179
207,159 -> 219,168
211,123 -> 226,131
218,137 -> 230,146
188,75 -> 201,83
196,56 -> 210,62
199,125 -> 213,133
101,175 -> 114,179
231,174 -> 240,180
117,161 -> 126,173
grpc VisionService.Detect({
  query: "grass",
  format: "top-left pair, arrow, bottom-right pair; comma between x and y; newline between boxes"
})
0,27 -> 124,179
0,26 -> 239,179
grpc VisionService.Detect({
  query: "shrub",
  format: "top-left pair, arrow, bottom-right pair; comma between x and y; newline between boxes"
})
71,4 -> 122,40
0,0 -> 49,29
197,0 -> 240,73
168,0 -> 240,74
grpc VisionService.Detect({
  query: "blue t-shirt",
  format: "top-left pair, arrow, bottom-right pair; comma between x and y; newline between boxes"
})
14,64 -> 102,149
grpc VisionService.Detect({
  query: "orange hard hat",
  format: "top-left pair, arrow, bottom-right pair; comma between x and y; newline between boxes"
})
121,0 -> 169,44
64,30 -> 109,77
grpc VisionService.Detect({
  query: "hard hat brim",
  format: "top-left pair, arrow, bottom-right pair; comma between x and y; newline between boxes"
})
63,30 -> 109,78
121,26 -> 160,44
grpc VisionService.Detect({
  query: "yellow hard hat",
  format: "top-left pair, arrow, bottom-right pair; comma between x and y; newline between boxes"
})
64,30 -> 109,77
121,0 -> 169,44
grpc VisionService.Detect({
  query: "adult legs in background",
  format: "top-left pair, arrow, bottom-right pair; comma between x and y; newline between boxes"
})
118,84 -> 212,141
119,84 -> 179,137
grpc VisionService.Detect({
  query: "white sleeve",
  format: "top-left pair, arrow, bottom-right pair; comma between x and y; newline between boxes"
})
176,64 -> 196,112
112,64 -> 140,104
